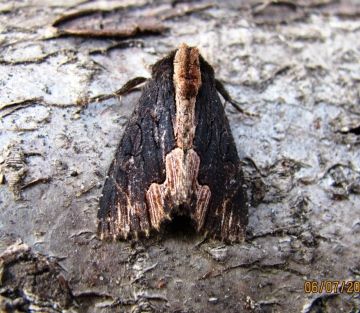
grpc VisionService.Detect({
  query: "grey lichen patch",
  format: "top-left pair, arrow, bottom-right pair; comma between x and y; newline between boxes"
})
1,143 -> 28,199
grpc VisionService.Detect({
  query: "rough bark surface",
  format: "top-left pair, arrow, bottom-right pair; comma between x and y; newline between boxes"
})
1,1 -> 360,312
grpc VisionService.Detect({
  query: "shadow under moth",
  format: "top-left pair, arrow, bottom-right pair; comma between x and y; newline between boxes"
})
98,43 -> 248,243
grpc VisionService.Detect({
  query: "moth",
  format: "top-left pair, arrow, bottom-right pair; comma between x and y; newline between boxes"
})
98,43 -> 248,243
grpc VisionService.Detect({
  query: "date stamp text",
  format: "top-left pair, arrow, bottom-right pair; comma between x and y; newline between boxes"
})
304,281 -> 360,294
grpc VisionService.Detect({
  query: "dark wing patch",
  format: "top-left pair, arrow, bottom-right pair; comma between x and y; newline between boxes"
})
193,56 -> 248,242
98,54 -> 177,240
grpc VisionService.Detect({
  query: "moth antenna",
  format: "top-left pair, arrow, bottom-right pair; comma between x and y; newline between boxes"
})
113,77 -> 148,97
215,79 -> 258,117
81,77 -> 148,105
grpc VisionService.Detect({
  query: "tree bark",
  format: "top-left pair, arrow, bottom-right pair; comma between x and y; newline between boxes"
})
1,1 -> 360,312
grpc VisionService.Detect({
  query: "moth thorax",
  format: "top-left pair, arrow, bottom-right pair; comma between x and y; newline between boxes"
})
173,43 -> 201,150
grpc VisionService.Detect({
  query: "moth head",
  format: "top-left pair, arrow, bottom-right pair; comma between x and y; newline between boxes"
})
174,43 -> 202,99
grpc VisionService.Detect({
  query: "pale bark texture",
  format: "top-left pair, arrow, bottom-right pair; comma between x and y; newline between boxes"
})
1,1 -> 360,312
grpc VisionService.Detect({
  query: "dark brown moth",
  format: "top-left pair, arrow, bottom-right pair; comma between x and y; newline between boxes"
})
98,43 -> 248,243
